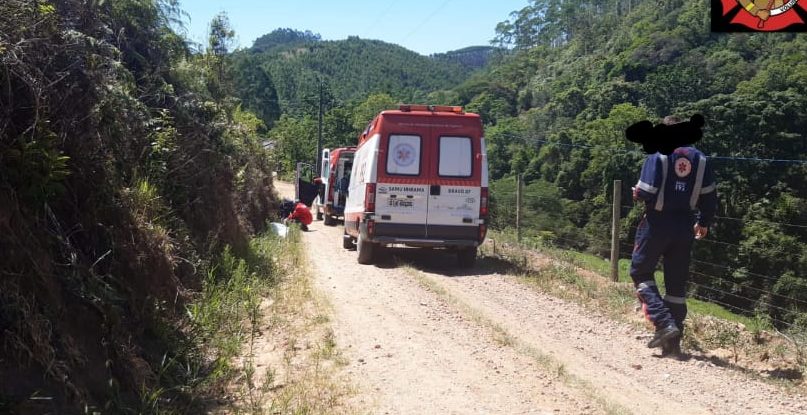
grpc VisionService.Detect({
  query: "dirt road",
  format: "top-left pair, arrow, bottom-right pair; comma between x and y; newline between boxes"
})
274,181 -> 806,414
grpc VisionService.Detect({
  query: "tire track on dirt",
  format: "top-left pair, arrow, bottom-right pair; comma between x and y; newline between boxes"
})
301,222 -> 605,414
274,181 -> 806,414
409,259 -> 807,415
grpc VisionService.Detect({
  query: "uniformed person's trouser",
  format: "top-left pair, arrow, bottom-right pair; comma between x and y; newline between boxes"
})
630,212 -> 694,331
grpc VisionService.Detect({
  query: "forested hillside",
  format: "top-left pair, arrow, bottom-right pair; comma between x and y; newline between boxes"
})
252,1 -> 806,331
236,28 -> 478,124
1,1 -> 279,412
468,0 -> 807,329
4,0 -> 806,410
230,28 -> 489,173
430,46 -> 500,71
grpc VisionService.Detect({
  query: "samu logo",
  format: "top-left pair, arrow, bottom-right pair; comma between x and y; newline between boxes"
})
712,0 -> 807,31
392,143 -> 416,167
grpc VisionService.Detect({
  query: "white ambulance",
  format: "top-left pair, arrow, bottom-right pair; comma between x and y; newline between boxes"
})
343,105 -> 489,267
313,146 -> 356,226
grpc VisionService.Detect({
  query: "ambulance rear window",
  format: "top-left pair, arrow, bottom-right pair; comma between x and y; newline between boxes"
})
439,136 -> 472,177
387,134 -> 421,176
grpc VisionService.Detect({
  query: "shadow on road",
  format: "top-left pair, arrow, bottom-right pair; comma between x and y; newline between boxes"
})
371,246 -> 523,278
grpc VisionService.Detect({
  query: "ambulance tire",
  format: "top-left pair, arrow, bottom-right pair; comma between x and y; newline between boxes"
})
343,229 -> 355,250
324,214 -> 336,226
457,247 -> 477,268
357,233 -> 375,264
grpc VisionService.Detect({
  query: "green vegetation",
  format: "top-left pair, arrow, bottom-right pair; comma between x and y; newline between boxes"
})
473,0 -> 807,329
482,232 -> 805,377
231,29 -> 491,173
514,232 -> 765,331
143,234 -> 285,414
430,46 -> 501,71
236,1 -> 806,331
5,0 -> 805,409
233,28 -> 483,132
0,1 -> 281,412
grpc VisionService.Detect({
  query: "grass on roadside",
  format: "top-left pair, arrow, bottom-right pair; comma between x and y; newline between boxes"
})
242,227 -> 357,415
490,229 -> 767,329
141,226 -> 355,415
483,229 -> 807,385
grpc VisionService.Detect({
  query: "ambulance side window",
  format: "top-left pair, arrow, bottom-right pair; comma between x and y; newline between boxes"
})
438,136 -> 472,177
387,134 -> 421,176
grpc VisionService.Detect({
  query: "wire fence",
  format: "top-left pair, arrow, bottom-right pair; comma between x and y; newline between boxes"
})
494,132 -> 807,165
488,173 -> 807,333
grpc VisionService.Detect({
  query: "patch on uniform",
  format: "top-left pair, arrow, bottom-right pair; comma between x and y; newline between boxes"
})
675,181 -> 688,192
675,158 -> 692,178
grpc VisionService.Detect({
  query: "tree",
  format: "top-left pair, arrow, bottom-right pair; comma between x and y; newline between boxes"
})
351,93 -> 398,132
208,11 -> 235,99
251,28 -> 321,53
270,115 -> 318,174
232,55 -> 281,129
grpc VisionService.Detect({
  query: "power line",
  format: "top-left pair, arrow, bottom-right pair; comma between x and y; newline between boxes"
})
366,1 -> 397,29
399,0 -> 453,44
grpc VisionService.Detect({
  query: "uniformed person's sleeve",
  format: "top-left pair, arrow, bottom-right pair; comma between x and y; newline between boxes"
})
696,159 -> 717,227
635,155 -> 661,202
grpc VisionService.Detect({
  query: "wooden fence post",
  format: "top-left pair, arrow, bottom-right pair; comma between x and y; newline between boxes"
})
610,179 -> 622,282
516,174 -> 523,243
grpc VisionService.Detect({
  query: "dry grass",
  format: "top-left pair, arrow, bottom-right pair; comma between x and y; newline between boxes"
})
223,228 -> 359,415
481,232 -> 807,391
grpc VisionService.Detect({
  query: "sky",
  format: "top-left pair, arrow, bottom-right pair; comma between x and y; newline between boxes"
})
178,0 -> 528,55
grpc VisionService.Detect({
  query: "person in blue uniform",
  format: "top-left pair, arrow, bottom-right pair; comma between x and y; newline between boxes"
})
627,114 -> 718,357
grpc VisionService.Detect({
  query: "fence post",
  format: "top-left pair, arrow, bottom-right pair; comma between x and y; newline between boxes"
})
516,174 -> 523,242
610,179 -> 622,282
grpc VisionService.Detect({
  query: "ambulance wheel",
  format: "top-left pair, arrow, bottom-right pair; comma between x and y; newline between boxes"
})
457,247 -> 477,268
357,233 -> 375,264
324,214 -> 336,226
343,229 -> 355,250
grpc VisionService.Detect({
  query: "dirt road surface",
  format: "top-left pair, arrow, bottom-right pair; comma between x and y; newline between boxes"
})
274,181 -> 807,415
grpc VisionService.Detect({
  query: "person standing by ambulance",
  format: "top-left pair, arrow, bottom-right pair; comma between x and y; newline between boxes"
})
630,115 -> 718,357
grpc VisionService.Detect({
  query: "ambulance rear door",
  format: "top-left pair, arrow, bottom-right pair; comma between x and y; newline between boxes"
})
425,132 -> 481,241
373,133 -> 429,239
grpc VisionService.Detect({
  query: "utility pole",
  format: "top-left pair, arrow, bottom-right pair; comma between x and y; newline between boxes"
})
316,78 -> 324,175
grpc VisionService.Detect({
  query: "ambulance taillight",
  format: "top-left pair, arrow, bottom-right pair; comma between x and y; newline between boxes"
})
480,187 -> 489,218
365,183 -> 376,212
327,171 -> 336,203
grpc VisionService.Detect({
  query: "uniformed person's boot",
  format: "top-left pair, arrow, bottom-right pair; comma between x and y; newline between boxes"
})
661,338 -> 683,359
647,324 -> 681,348
661,323 -> 686,359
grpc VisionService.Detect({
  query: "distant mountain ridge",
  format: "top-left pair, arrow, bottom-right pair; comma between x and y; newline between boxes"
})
251,28 -> 322,54
240,28 -> 490,116
431,46 -> 500,71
